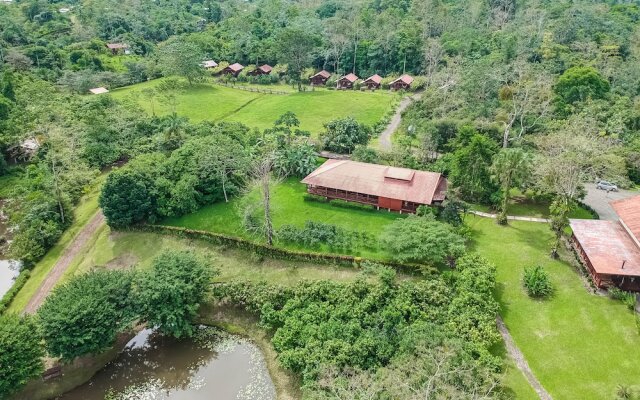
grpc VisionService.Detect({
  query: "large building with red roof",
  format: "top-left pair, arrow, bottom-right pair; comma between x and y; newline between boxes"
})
301,160 -> 447,213
570,195 -> 640,290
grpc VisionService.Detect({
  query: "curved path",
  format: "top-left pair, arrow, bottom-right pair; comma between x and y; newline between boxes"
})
469,210 -> 549,223
378,93 -> 423,151
24,211 -> 105,314
497,316 -> 553,400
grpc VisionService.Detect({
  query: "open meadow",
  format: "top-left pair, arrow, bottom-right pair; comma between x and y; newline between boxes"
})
110,79 -> 398,135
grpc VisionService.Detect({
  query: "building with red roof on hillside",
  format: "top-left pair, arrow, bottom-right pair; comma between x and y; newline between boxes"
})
301,160 -> 447,213
363,74 -> 382,90
336,73 -> 359,89
570,195 -> 640,291
310,70 -> 331,86
223,63 -> 244,76
390,74 -> 414,91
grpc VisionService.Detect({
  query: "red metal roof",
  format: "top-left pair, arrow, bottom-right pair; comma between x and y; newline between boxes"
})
391,74 -> 414,85
364,74 -> 382,84
227,63 -> 244,72
301,160 -> 447,205
339,73 -> 358,83
611,195 -> 640,242
312,70 -> 331,79
258,64 -> 272,73
570,219 -> 640,276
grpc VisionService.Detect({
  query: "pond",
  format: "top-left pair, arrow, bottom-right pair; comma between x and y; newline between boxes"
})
58,326 -> 276,400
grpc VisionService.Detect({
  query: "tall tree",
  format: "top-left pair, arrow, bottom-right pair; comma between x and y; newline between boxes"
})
158,40 -> 205,85
276,28 -> 319,91
491,148 -> 532,224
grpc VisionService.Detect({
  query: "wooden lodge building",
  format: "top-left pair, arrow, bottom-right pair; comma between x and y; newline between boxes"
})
223,63 -> 244,76
570,195 -> 640,291
337,73 -> 358,89
390,74 -> 414,90
310,70 -> 331,86
301,160 -> 447,213
250,64 -> 273,76
106,43 -> 129,55
363,74 -> 382,90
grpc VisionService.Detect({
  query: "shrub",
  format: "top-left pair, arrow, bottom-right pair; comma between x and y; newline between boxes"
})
523,265 -> 553,298
609,287 -> 637,311
0,314 -> 44,398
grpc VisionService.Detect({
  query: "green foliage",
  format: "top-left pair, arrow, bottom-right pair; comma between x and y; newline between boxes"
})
0,314 -> 44,399
523,265 -> 553,298
0,269 -> 30,314
157,40 -> 205,85
277,220 -> 373,251
491,148 -> 532,223
37,270 -> 136,361
273,141 -> 317,178
136,250 -> 215,338
381,214 -> 466,267
439,199 -> 469,227
449,133 -> 499,204
319,117 -> 372,154
100,168 -> 158,228
608,287 -> 637,311
555,66 -> 610,105
351,145 -> 379,164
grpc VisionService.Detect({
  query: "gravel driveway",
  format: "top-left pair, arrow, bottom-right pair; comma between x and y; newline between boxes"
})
583,184 -> 639,220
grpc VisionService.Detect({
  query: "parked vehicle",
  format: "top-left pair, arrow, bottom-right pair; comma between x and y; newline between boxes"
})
596,180 -> 619,192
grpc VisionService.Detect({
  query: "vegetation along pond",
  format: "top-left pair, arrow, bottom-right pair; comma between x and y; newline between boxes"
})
58,326 -> 276,400
0,259 -> 20,298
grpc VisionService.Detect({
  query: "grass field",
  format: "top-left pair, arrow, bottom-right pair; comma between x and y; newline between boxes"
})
470,190 -> 595,220
468,217 -> 640,399
110,78 -> 398,135
163,178 -> 405,259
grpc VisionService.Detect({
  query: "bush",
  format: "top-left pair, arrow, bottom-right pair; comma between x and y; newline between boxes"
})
523,265 -> 553,298
277,220 -> 373,251
608,287 -> 636,311
319,117 -> 372,154
0,269 -> 30,313
0,314 -> 44,398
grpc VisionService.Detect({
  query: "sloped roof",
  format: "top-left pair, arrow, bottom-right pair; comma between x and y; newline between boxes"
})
364,74 -> 382,84
339,73 -> 358,82
227,63 -> 244,72
570,219 -> 640,276
311,70 -> 331,79
89,87 -> 109,94
611,195 -> 640,242
301,160 -> 447,205
106,43 -> 128,49
258,64 -> 273,73
202,60 -> 218,68
391,74 -> 414,85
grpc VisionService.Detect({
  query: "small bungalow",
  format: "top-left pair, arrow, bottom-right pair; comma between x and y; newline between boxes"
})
89,87 -> 109,95
390,74 -> 414,91
301,160 -> 447,213
310,70 -> 331,86
363,74 -> 382,90
223,63 -> 244,76
336,73 -> 358,89
570,196 -> 640,291
202,60 -> 218,69
250,64 -> 273,76
106,43 -> 129,55
8,138 -> 40,162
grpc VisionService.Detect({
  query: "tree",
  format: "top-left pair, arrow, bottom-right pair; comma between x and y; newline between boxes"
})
100,169 -> 158,228
319,117 -> 371,154
555,66 -> 610,105
157,40 -> 205,85
256,156 -> 275,246
381,215 -> 466,267
197,134 -> 250,202
0,314 -> 44,398
38,270 -> 136,360
549,197 -> 574,258
449,133 -> 499,203
490,148 -> 532,224
274,141 -> 317,178
276,28 -> 319,91
136,250 -> 214,338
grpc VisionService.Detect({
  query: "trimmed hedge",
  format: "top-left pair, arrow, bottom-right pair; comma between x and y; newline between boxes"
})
0,269 -> 30,314
130,224 -> 433,276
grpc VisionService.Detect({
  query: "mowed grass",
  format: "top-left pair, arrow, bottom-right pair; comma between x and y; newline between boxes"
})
110,78 -> 397,134
468,216 -> 640,399
163,178 -> 404,259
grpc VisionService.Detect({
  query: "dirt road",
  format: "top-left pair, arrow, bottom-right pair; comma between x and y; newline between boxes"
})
377,93 -> 422,151
24,211 -> 105,314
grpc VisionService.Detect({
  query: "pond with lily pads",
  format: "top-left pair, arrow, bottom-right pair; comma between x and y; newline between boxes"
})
58,326 -> 276,400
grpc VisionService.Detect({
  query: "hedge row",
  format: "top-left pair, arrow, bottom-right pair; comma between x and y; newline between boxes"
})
131,224 -> 433,276
0,269 -> 30,314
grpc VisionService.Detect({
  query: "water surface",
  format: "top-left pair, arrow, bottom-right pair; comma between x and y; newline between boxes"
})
0,259 -> 20,298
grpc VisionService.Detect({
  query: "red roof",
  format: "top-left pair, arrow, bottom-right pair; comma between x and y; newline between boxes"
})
364,74 -> 382,84
301,160 -> 447,205
611,195 -> 640,241
258,64 -> 272,73
339,73 -> 358,83
312,70 -> 331,79
391,74 -> 414,85
227,63 -> 244,72
570,219 -> 640,276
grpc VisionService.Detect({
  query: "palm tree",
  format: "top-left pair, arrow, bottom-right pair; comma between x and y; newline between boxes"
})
491,148 -> 532,224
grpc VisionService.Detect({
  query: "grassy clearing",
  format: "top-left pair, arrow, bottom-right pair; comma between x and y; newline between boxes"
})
470,193 -> 595,220
7,178 -> 105,313
163,178 -> 404,259
468,216 -> 640,399
110,78 -> 397,134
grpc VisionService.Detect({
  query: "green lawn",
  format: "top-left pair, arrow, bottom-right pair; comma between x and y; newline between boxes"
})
163,178 -> 404,259
468,216 -> 640,399
471,194 -> 595,220
110,78 -> 397,134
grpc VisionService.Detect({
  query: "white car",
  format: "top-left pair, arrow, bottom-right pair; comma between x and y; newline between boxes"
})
596,181 -> 618,192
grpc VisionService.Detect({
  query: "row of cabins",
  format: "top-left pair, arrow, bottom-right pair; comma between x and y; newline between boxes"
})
311,71 -> 414,91
202,61 -> 273,77
301,160 -> 447,213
